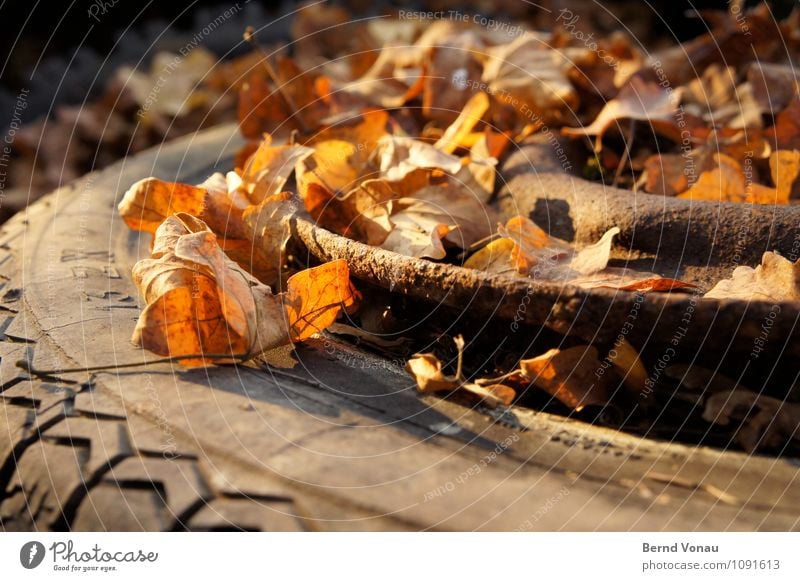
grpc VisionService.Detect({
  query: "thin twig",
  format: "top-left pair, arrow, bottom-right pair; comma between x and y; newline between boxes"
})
18,352 -> 251,377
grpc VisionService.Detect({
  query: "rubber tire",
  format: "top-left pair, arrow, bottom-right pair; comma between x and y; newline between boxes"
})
1,124 -> 798,531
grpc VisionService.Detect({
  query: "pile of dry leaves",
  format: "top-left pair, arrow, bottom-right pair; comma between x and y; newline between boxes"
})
117,3 -> 800,454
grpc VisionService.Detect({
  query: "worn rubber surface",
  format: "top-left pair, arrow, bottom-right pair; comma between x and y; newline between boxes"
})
1,124 -> 798,531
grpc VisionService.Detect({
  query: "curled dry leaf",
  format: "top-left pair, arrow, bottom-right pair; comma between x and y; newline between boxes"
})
381,184 -> 496,259
464,216 -> 617,279
562,77 -> 682,149
325,45 -> 425,110
119,170 -> 298,287
704,252 -> 800,301
465,216 -> 695,292
238,136 -> 314,204
703,390 -> 800,453
519,345 -> 611,411
131,214 -> 357,366
561,77 -> 681,150
377,136 -> 463,182
405,341 -> 515,408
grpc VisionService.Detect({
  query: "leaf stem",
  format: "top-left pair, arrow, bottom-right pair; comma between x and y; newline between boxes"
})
17,353 -> 251,377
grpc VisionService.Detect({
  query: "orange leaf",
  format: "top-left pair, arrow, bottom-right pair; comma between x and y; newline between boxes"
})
519,346 -> 610,410
284,259 -> 360,342
131,215 -> 356,366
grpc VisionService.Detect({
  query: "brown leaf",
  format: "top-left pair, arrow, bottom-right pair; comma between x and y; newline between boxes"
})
771,96 -> 800,151
132,214 -> 278,366
704,251 -> 800,301
381,183 -> 496,259
238,58 -> 324,139
406,344 -> 515,408
607,339 -> 649,397
464,216 -> 618,279
295,109 -> 390,199
326,45 -> 425,109
418,22 -> 486,124
376,136 -> 463,182
569,271 -> 697,293
281,259 -> 360,342
519,346 -> 610,410
119,49 -> 218,119
643,153 -> 690,196
677,153 -> 787,204
747,63 -> 800,114
562,77 -> 682,149
682,65 -> 761,129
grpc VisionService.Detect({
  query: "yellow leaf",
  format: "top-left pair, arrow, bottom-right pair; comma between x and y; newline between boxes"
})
435,92 -> 490,154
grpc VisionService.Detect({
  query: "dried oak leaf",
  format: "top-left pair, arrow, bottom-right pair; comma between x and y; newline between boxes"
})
132,214 -> 357,366
703,390 -> 800,453
562,77 -> 682,149
704,251 -> 800,301
519,346 -> 610,410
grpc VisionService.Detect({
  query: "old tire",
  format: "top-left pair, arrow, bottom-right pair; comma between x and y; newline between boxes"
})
1,124 -> 798,531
